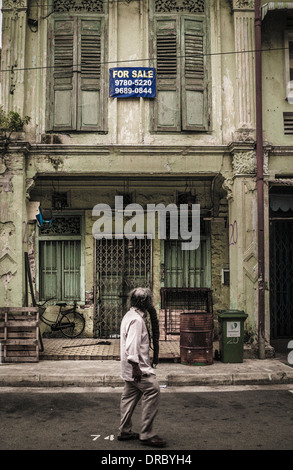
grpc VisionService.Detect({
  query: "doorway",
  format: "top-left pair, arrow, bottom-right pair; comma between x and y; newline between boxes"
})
94,238 -> 152,337
270,219 -> 293,338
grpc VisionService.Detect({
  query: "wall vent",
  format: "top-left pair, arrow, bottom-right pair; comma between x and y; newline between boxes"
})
284,113 -> 293,135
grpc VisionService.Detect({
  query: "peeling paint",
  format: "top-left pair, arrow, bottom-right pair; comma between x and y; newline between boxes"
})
163,161 -> 171,172
0,222 -> 16,251
222,70 -> 235,142
47,155 -> 64,171
0,170 -> 13,192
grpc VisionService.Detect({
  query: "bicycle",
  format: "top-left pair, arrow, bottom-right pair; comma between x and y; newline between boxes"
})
37,299 -> 86,339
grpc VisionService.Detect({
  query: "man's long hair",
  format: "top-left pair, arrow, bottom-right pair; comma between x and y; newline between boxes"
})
128,287 -> 160,365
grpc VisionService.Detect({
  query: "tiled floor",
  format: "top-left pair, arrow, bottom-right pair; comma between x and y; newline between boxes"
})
40,338 -> 181,361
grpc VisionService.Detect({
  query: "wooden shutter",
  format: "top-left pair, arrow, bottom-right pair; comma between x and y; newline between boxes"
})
49,16 -> 105,132
52,19 -> 77,131
181,17 -> 208,131
154,18 -> 180,131
78,18 -> 104,131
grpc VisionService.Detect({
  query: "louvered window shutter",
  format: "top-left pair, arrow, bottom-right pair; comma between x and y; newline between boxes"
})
49,16 -> 105,132
78,18 -> 104,131
181,17 -> 208,131
52,19 -> 76,131
154,18 -> 181,131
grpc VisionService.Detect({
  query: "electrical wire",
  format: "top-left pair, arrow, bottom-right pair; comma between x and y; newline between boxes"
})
0,0 -> 289,73
0,47 -> 289,74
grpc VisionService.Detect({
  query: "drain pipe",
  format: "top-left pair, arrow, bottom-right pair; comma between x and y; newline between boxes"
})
255,0 -> 266,359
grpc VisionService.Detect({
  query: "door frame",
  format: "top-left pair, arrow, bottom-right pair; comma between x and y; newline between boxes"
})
94,237 -> 153,337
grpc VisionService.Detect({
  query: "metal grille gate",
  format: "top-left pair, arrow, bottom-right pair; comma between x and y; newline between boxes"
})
94,238 -> 152,337
270,220 -> 293,338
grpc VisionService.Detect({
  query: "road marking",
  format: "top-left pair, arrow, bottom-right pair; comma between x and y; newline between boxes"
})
91,434 -> 115,441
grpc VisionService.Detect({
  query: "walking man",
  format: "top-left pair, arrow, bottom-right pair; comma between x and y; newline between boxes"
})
118,287 -> 166,448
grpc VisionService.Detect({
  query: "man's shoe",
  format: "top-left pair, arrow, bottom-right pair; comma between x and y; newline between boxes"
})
117,431 -> 139,441
140,435 -> 166,447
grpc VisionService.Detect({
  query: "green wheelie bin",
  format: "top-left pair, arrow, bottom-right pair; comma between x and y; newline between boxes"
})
217,310 -> 248,363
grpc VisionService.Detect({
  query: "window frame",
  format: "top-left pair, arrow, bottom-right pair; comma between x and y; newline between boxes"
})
284,30 -> 293,102
37,213 -> 85,303
149,1 -> 210,133
160,236 -> 211,288
46,5 -> 108,133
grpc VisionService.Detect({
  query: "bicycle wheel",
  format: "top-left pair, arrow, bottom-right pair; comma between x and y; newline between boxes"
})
60,311 -> 85,338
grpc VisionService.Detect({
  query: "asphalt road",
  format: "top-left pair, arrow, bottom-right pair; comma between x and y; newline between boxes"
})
0,386 -> 292,458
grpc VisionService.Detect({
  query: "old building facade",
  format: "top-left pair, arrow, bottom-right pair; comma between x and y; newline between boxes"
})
1,0 -> 293,354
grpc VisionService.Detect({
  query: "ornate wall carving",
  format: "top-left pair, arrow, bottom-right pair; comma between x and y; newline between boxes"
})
234,0 -> 254,9
53,0 -> 104,13
232,151 -> 256,175
2,0 -> 27,19
155,0 -> 205,13
228,0 -> 254,10
3,0 -> 26,8
39,216 -> 81,236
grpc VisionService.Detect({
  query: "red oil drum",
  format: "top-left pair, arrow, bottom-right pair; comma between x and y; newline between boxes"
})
180,311 -> 214,365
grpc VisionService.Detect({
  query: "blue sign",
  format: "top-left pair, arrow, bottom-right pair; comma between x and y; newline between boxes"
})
109,67 -> 156,98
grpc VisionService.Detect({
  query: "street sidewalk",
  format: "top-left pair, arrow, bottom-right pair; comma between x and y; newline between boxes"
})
0,338 -> 292,388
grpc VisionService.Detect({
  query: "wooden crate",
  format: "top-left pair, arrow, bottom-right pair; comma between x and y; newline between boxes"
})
0,307 -> 40,363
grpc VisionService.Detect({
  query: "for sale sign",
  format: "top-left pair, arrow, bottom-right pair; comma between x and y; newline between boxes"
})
109,67 -> 156,98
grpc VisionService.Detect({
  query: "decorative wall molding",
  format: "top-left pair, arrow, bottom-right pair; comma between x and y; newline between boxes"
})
233,127 -> 255,143
155,0 -> 205,13
235,0 -> 254,9
2,0 -> 27,19
232,150 -> 256,175
233,11 -> 256,132
270,178 -> 293,186
222,178 -> 234,200
243,242 -> 258,284
0,223 -> 17,296
228,0 -> 254,11
263,149 -> 269,176
25,178 -> 35,199
53,0 -> 104,13
3,0 -> 26,8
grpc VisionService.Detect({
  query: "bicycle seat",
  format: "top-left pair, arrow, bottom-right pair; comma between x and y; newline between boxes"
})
56,302 -> 67,307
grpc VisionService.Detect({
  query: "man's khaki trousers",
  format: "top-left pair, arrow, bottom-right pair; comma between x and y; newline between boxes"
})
119,374 -> 160,440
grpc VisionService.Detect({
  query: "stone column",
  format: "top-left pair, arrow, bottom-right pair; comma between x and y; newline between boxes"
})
231,0 -> 256,142
224,147 -> 258,337
1,0 -> 28,114
0,144 -> 29,307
